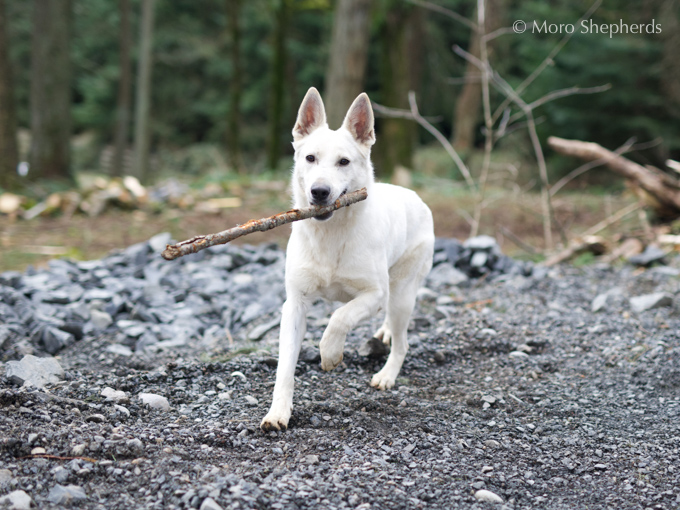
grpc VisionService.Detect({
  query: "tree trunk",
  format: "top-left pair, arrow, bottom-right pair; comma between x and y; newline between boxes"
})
0,0 -> 18,190
376,2 -> 421,178
324,0 -> 372,129
112,0 -> 132,177
133,0 -> 155,183
266,0 -> 289,171
452,0 -> 504,151
227,0 -> 244,173
30,0 -> 72,181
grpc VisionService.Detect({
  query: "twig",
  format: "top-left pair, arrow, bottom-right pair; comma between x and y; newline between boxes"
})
499,226 -> 539,255
490,0 -> 603,124
161,188 -> 368,261
582,202 -> 640,237
406,91 -> 476,189
371,102 -> 442,122
406,0 -> 477,31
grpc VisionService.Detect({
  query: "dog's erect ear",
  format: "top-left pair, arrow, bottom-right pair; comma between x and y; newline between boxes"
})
293,87 -> 327,142
342,93 -> 375,147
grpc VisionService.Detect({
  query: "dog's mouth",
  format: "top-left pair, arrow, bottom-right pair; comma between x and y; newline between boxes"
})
312,189 -> 348,221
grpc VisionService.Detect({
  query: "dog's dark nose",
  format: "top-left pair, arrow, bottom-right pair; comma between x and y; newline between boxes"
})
310,185 -> 331,203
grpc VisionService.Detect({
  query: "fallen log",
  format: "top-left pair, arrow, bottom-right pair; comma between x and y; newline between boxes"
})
161,188 -> 368,261
548,136 -> 680,219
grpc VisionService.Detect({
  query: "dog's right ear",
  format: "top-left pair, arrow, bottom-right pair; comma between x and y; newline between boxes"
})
293,87 -> 327,142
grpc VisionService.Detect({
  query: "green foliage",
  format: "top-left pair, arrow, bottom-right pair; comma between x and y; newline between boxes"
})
5,0 -> 679,178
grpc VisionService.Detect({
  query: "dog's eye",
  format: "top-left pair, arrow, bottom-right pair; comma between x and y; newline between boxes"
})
339,158 -> 350,166
306,155 -> 315,163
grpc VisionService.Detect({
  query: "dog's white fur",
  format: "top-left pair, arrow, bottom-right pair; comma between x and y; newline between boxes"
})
260,87 -> 434,431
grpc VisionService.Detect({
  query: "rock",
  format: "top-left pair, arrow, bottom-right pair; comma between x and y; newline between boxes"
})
244,395 -> 259,406
0,469 -> 12,489
304,455 -> 320,465
101,387 -> 128,403
200,497 -> 224,510
591,293 -> 609,313
90,309 -> 113,330
105,344 -> 133,357
629,292 -> 674,313
53,466 -> 69,483
31,446 -> 46,455
41,326 -> 75,354
464,235 -> 499,252
86,414 -> 106,423
5,354 -> 64,388
426,264 -> 468,288
138,393 -> 170,411
474,489 -> 503,503
628,245 -> 666,267
358,337 -> 390,359
0,490 -> 32,510
470,251 -> 489,268
299,345 -> 320,363
47,484 -> 87,506
247,318 -> 280,341
0,325 -> 11,350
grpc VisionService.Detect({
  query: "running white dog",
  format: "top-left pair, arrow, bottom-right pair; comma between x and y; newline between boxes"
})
260,87 -> 434,432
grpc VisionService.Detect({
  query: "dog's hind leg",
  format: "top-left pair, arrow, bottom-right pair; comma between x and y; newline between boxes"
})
261,298 -> 307,432
371,243 -> 433,390
370,280 -> 418,390
320,290 -> 385,371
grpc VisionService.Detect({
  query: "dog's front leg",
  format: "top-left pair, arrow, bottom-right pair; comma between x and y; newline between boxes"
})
261,298 -> 307,432
320,290 -> 384,371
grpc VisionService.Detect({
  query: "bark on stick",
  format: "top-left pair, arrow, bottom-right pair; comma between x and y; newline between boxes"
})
161,188 -> 368,261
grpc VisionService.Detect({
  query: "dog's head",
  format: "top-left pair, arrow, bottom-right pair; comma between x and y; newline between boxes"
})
291,87 -> 375,220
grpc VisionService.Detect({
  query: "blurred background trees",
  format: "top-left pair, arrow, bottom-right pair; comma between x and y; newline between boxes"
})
1,0 -> 678,187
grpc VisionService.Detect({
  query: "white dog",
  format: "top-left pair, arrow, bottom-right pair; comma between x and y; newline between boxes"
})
260,87 -> 434,432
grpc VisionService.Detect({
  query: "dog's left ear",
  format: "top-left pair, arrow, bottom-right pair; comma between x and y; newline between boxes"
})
342,93 -> 375,147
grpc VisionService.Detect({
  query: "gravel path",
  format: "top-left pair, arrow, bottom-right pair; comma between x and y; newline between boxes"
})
1,236 -> 679,510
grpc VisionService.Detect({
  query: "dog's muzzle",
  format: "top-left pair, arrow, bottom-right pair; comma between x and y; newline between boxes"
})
310,188 -> 348,221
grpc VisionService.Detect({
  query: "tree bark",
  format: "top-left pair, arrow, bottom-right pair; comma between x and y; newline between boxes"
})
0,0 -> 18,190
452,0 -> 504,151
133,0 -> 155,183
226,0 -> 244,173
112,0 -> 133,177
266,0 -> 289,171
548,136 -> 680,218
324,0 -> 372,129
30,0 -> 72,181
376,2 -> 421,178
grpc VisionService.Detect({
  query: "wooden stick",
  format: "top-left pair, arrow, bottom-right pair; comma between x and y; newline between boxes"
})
548,136 -> 680,213
161,188 -> 368,261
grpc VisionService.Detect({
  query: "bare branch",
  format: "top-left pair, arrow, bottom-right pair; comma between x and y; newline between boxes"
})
527,84 -> 611,111
406,91 -> 476,189
371,102 -> 442,122
499,226 -> 539,255
406,0 -> 476,31
491,0 -> 603,123
161,188 -> 368,261
550,137 -> 637,197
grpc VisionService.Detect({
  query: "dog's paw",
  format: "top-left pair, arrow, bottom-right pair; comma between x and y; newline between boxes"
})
370,370 -> 396,390
260,412 -> 290,432
320,350 -> 343,371
373,325 -> 392,346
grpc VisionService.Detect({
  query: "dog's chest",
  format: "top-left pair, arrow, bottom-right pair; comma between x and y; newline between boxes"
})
288,234 -> 376,303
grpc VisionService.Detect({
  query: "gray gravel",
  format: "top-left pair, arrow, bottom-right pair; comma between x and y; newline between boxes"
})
1,236 -> 680,509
